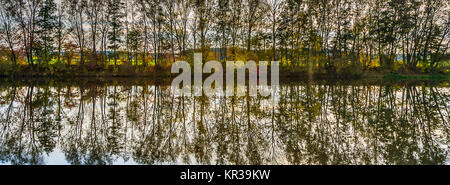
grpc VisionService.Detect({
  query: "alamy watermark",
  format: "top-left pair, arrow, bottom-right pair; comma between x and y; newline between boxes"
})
171,53 -> 280,105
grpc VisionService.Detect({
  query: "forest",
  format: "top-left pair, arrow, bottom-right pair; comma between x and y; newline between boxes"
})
0,0 -> 449,78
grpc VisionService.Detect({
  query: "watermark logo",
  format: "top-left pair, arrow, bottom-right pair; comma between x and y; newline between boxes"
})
171,53 -> 280,104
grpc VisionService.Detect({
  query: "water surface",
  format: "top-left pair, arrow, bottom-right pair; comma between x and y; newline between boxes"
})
0,79 -> 448,165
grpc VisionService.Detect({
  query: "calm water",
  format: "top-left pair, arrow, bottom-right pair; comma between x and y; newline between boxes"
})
0,79 -> 449,165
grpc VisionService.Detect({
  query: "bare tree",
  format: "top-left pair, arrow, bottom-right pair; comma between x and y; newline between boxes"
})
0,0 -> 18,66
66,0 -> 86,68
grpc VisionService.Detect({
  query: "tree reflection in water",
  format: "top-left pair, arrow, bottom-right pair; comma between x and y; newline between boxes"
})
0,80 -> 448,165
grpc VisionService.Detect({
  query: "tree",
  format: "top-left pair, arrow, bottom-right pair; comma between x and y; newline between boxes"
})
107,0 -> 125,67
10,0 -> 43,69
164,0 -> 176,64
267,0 -> 283,61
126,28 -> 142,66
66,0 -> 87,69
193,0 -> 213,54
244,0 -> 266,52
213,0 -> 231,61
0,0 -> 18,66
86,0 -> 104,64
55,3 -> 65,65
173,0 -> 191,57
36,0 -> 57,67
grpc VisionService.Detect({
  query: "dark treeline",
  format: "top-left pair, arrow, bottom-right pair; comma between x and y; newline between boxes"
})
0,81 -> 448,164
0,0 -> 449,76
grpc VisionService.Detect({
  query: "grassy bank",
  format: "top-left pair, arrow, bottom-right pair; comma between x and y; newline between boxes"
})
1,63 -> 449,80
382,73 -> 450,80
1,69 -> 449,82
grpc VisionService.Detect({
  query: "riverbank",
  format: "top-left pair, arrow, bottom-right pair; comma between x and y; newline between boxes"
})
1,69 -> 448,81
1,74 -> 449,88
381,73 -> 450,80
